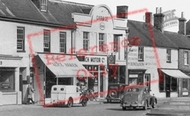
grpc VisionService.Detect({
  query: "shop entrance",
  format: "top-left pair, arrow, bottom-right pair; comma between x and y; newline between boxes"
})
165,75 -> 171,97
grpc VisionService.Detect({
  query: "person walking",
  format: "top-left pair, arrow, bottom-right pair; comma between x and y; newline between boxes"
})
150,94 -> 157,108
27,83 -> 35,104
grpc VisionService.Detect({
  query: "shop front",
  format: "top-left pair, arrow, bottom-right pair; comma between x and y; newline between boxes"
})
158,69 -> 190,97
0,55 -> 26,105
34,53 -> 93,103
78,55 -> 108,98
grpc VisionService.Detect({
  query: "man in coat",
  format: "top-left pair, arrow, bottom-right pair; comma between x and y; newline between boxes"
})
150,94 -> 157,108
27,83 -> 35,104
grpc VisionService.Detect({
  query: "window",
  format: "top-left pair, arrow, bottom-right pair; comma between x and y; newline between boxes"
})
17,27 -> 25,52
99,33 -> 105,52
113,35 -> 119,52
166,49 -> 171,63
41,0 -> 47,12
60,32 -> 66,53
44,30 -> 50,52
83,32 -> 89,51
183,79 -> 188,91
138,47 -> 144,61
184,51 -> 189,65
0,69 -> 15,92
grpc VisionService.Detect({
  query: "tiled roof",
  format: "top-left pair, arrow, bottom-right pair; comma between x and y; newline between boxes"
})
164,31 -> 190,49
0,0 -> 93,27
128,20 -> 178,49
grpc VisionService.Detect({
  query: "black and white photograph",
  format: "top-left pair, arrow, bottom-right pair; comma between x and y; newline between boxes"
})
0,0 -> 190,116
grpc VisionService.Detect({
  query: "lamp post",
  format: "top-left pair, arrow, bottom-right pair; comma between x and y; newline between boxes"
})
125,28 -> 129,85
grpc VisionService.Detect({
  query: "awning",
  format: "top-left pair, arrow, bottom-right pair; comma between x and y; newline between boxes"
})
38,54 -> 94,78
161,69 -> 190,79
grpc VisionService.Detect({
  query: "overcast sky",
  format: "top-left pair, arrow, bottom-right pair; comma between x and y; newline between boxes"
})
68,0 -> 190,32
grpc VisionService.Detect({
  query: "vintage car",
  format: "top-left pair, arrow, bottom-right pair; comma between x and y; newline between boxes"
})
50,85 -> 88,107
106,83 -> 128,103
120,85 -> 152,110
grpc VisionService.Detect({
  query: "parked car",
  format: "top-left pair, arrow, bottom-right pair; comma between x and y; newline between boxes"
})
120,85 -> 152,110
106,83 -> 128,103
50,85 -> 88,107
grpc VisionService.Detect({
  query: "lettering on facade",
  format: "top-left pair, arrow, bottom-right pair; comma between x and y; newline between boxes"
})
96,15 -> 108,22
85,57 -> 106,63
64,63 -> 78,67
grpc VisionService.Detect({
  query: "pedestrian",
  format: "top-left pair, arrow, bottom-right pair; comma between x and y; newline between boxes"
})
150,94 -> 157,108
27,83 -> 35,104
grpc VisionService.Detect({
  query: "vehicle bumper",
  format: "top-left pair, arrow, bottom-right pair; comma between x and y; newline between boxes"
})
121,103 -> 143,107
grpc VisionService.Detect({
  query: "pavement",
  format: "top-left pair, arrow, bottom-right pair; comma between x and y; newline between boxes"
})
146,97 -> 190,116
0,98 -> 106,111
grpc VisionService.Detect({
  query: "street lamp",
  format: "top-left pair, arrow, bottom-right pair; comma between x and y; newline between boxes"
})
125,28 -> 129,85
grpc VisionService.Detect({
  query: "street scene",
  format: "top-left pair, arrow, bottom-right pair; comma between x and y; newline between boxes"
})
0,0 -> 190,116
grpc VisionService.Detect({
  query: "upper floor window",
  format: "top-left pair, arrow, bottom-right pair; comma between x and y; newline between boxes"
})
99,33 -> 105,52
41,0 -> 47,12
113,35 -> 119,52
17,27 -> 25,52
44,30 -> 50,52
166,49 -> 171,63
60,32 -> 66,53
184,51 -> 189,65
138,47 -> 144,61
83,32 -> 89,51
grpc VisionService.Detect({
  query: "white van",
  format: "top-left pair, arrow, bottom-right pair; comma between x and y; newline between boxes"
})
50,85 -> 88,107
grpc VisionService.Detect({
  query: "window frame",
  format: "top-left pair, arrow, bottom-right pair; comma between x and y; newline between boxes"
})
99,33 -> 105,52
17,27 -> 25,52
113,35 -> 119,52
166,49 -> 171,63
44,29 -> 51,52
184,51 -> 189,65
83,32 -> 89,51
60,32 -> 67,53
138,46 -> 144,61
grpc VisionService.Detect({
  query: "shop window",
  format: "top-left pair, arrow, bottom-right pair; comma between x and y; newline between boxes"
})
60,32 -> 66,53
129,78 -> 137,85
113,35 -> 120,52
159,72 -> 165,92
183,79 -> 188,91
138,47 -> 144,61
99,33 -> 106,52
166,49 -> 171,63
17,27 -> 25,52
83,32 -> 89,51
0,70 -> 15,92
44,30 -> 51,52
184,51 -> 189,65
145,74 -> 151,91
171,77 -> 177,92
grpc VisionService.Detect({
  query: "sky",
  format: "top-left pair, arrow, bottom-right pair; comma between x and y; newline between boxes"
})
68,0 -> 190,32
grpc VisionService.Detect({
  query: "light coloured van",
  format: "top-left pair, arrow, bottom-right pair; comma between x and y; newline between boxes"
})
50,85 -> 88,107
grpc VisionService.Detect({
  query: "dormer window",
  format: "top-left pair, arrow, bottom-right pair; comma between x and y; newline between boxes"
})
41,0 -> 47,12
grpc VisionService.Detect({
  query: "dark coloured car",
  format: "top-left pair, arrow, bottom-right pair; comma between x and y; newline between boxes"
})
120,85 -> 152,110
106,83 -> 128,103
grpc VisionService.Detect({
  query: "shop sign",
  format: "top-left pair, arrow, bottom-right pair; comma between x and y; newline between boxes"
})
1,83 -> 11,89
85,56 -> 106,63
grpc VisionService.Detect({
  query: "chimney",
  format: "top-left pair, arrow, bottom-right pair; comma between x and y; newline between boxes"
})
145,12 -> 152,25
117,6 -> 128,19
154,7 -> 165,32
178,12 -> 186,35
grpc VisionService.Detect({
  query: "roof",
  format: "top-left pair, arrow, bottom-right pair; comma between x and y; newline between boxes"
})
186,20 -> 190,35
164,31 -> 190,49
128,20 -> 178,49
0,0 -> 93,27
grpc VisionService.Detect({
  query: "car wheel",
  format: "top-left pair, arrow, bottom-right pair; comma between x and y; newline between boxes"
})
82,98 -> 87,107
107,99 -> 110,103
67,98 -> 73,108
143,100 -> 148,110
122,107 -> 126,110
